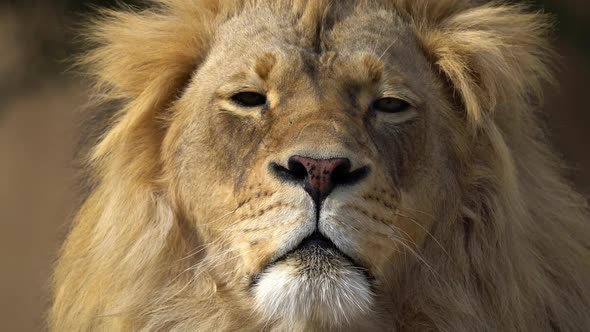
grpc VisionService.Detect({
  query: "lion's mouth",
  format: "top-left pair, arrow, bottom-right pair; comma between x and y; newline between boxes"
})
293,231 -> 339,252
250,232 -> 371,287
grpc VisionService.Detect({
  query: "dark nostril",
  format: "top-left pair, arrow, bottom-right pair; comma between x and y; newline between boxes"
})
331,161 -> 352,184
332,161 -> 370,187
287,158 -> 308,181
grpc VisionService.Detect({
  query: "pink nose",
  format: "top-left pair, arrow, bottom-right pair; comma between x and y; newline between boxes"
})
270,155 -> 370,203
288,156 -> 352,201
289,156 -> 350,198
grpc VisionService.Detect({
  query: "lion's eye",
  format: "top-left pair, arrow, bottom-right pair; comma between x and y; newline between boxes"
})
231,92 -> 267,108
372,98 -> 410,114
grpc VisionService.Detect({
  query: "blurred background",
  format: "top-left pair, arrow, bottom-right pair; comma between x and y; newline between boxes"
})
0,0 -> 588,331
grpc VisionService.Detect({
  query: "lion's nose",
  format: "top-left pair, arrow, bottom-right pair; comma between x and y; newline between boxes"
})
272,155 -> 370,203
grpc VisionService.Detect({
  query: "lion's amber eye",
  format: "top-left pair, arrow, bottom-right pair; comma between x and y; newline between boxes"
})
231,92 -> 267,108
372,97 -> 410,114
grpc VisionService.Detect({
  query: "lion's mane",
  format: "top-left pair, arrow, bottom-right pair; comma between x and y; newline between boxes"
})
51,1 -> 590,331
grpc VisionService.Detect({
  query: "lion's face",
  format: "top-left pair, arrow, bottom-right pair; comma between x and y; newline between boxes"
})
53,1 -> 584,331
164,7 -> 456,327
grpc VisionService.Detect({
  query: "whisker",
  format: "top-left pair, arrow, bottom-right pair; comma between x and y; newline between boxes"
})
371,22 -> 386,54
157,247 -> 255,307
378,38 -> 397,61
175,241 -> 218,262
202,209 -> 238,226
398,206 -> 434,219
384,231 -> 446,288
352,211 -> 447,288
394,210 -> 453,261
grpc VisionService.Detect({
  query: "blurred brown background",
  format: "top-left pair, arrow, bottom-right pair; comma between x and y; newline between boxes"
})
0,0 -> 588,331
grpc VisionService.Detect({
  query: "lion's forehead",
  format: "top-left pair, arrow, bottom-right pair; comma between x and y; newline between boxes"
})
208,5 -> 428,84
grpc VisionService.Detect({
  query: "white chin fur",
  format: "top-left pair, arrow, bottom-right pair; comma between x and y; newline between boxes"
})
253,261 -> 373,328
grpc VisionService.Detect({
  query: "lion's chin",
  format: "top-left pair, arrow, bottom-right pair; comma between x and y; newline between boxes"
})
252,234 -> 373,327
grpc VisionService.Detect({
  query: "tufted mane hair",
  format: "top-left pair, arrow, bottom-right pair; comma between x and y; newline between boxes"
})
50,1 -> 590,331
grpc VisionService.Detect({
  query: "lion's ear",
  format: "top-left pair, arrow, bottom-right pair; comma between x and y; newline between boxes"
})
419,4 -> 554,127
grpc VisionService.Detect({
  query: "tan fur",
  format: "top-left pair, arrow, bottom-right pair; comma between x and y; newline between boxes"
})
51,1 -> 590,331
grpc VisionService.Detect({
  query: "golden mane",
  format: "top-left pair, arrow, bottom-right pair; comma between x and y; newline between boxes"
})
51,1 -> 590,331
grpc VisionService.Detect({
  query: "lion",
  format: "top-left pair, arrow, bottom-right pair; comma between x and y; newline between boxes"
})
50,0 -> 590,331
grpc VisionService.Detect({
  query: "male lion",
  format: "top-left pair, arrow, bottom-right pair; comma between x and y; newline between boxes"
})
51,0 -> 590,331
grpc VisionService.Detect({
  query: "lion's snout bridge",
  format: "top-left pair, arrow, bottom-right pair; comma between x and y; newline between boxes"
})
270,154 -> 370,204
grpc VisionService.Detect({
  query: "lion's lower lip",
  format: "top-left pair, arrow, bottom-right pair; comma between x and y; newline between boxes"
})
272,232 -> 343,265
250,232 -> 372,288
295,232 -> 338,251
